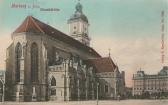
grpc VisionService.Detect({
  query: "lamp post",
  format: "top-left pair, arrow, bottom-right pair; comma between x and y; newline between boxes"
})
1,80 -> 5,102
1,71 -> 5,102
64,59 -> 67,101
96,82 -> 99,105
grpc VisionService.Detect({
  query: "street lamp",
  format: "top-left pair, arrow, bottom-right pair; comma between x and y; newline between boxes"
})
96,82 -> 99,105
0,80 -> 5,102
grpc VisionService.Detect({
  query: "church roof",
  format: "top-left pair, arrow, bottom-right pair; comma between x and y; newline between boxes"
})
85,57 -> 117,73
13,16 -> 100,57
14,16 -> 45,34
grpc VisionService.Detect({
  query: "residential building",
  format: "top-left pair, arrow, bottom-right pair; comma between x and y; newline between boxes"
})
132,66 -> 168,96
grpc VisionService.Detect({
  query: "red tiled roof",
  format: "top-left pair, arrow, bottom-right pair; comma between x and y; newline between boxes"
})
13,16 -> 101,58
85,57 -> 117,73
14,16 -> 45,34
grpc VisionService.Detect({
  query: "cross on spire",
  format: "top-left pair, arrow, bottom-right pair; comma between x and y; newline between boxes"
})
108,48 -> 111,57
28,13 -> 34,17
75,0 -> 83,13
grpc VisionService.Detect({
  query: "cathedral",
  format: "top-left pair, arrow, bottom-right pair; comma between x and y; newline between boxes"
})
5,2 -> 125,101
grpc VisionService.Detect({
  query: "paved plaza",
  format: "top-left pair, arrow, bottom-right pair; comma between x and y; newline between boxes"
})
1,100 -> 168,105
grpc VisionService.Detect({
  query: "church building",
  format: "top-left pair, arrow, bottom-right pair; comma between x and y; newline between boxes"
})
5,2 -> 125,101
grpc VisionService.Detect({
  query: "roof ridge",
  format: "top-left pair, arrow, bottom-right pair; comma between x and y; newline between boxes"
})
86,57 -> 104,60
109,57 -> 116,69
29,16 -> 45,34
86,57 -> 116,73
13,16 -> 101,57
25,16 -> 29,32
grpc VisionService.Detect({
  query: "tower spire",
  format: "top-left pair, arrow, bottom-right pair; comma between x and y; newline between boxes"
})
68,0 -> 90,46
75,0 -> 83,13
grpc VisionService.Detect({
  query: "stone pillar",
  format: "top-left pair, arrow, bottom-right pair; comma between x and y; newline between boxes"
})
15,84 -> 24,101
64,59 -> 70,101
32,86 -> 37,101
96,82 -> 99,104
15,85 -> 20,101
85,80 -> 88,100
114,78 -> 116,99
20,42 -> 27,83
114,69 -> 118,99
20,58 -> 24,84
92,82 -> 95,100
77,79 -> 80,100
65,77 -> 70,101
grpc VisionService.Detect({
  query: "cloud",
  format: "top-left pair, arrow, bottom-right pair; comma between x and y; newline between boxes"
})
91,35 -> 166,87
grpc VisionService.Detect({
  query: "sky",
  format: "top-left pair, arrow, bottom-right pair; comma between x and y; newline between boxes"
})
0,0 -> 168,87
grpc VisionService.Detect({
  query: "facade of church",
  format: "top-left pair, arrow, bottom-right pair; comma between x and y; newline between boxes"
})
5,2 -> 125,101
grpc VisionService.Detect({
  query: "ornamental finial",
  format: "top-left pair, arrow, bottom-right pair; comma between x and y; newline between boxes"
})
76,0 -> 83,13
108,48 -> 111,57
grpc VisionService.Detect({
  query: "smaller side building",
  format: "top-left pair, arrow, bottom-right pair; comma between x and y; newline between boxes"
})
48,57 -> 125,101
86,57 -> 126,99
132,66 -> 168,97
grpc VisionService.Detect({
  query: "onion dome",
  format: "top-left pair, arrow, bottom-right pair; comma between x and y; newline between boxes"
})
68,2 -> 88,23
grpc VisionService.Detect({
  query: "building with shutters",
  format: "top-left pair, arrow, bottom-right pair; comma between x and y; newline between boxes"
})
132,66 -> 168,97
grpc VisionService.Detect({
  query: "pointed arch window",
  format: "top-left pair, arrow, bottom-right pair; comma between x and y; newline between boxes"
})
105,85 -> 108,93
31,43 -> 38,83
51,77 -> 56,86
15,43 -> 22,82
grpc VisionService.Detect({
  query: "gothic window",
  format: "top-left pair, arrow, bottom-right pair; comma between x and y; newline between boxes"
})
15,42 -> 22,82
105,85 -> 108,93
31,43 -> 38,83
55,51 -> 59,62
51,77 -> 56,86
51,47 -> 61,65
74,56 -> 78,63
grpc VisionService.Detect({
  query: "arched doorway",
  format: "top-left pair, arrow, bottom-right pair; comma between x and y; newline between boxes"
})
51,77 -> 56,86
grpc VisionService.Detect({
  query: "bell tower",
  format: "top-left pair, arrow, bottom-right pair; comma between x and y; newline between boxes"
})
68,1 -> 90,46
